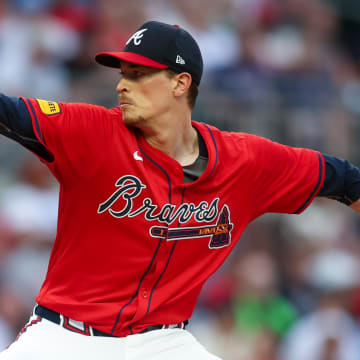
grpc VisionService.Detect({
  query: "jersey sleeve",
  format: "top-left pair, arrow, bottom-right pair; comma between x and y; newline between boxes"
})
21,97 -> 119,183
246,134 -> 325,218
0,94 -> 52,161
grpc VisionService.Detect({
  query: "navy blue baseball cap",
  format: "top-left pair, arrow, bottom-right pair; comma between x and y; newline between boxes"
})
95,21 -> 203,86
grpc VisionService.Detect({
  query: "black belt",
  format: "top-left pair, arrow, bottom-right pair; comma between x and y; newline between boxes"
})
34,305 -> 188,337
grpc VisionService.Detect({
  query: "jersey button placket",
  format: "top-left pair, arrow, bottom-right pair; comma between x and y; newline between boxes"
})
173,166 -> 183,185
132,285 -> 150,321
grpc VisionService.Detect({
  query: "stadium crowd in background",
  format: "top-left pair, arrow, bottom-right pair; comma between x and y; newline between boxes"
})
1,0 -> 360,358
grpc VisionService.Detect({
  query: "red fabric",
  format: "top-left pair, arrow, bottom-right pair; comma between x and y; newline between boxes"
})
22,98 -> 324,336
95,51 -> 169,69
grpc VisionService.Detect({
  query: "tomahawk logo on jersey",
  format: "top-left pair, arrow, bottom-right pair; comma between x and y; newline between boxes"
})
19,97 -> 324,336
97,174 -> 233,248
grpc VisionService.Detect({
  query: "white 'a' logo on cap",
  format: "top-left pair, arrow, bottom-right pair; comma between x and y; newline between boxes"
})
126,28 -> 148,46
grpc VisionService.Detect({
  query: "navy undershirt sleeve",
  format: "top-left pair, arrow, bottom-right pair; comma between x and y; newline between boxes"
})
317,153 -> 360,205
0,94 -> 52,161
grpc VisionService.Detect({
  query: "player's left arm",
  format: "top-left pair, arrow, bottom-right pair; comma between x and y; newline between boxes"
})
317,154 -> 360,213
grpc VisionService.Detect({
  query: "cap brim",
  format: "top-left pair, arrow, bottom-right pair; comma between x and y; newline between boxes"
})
95,52 -> 169,69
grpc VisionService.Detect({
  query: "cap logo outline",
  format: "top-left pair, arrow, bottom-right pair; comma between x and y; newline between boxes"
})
176,55 -> 185,65
126,28 -> 148,46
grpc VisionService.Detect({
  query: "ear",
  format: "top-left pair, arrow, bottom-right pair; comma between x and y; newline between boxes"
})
173,72 -> 192,98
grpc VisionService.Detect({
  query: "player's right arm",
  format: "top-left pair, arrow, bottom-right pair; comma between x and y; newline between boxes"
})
0,94 -> 122,184
0,94 -> 52,161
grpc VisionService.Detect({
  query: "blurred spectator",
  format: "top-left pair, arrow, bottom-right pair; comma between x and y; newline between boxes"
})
52,0 -> 96,34
147,0 -> 240,74
0,2 -> 80,99
191,250 -> 295,359
0,154 -> 58,310
0,284 -> 28,348
233,251 -> 297,338
92,0 -> 147,52
189,304 -> 250,360
279,249 -> 360,360
51,0 -> 98,77
0,154 -> 58,242
210,26 -> 274,104
329,0 -> 360,62
0,215 -> 16,265
0,313 -> 12,352
10,0 -> 55,14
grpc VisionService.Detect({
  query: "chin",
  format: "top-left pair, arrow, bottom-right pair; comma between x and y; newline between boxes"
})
123,114 -> 145,129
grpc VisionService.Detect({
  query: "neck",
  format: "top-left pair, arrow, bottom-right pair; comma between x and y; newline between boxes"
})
139,111 -> 199,166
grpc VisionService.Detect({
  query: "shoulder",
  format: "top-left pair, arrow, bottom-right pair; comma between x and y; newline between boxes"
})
194,122 -> 264,156
193,121 -> 247,145
23,98 -> 116,120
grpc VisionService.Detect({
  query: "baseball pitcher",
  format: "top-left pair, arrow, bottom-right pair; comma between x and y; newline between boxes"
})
0,21 -> 360,359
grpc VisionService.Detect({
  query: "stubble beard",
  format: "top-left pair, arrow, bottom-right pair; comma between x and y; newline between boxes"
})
122,112 -> 146,129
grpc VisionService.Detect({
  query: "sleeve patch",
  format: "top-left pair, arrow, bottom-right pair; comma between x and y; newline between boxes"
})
36,99 -> 61,115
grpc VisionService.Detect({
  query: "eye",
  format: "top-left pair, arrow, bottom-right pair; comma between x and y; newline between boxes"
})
120,70 -> 146,81
130,70 -> 146,79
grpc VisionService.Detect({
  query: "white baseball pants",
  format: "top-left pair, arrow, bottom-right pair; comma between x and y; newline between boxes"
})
0,313 -> 221,360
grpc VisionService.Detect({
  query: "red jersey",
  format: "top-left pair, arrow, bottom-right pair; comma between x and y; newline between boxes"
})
22,98 -> 324,336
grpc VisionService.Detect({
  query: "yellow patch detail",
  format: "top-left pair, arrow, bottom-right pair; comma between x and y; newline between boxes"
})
37,99 -> 61,115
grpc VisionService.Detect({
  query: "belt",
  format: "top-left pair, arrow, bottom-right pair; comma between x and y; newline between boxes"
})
34,305 -> 188,337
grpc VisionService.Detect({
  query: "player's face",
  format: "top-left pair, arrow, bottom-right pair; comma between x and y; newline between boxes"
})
116,62 -> 175,128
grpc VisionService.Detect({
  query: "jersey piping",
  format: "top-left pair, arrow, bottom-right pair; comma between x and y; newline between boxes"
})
110,238 -> 163,335
138,140 -> 172,202
146,241 -> 178,316
145,187 -> 187,316
294,152 -> 325,213
111,140 -> 175,335
204,124 -> 218,178
137,141 -> 177,318
23,98 -> 43,142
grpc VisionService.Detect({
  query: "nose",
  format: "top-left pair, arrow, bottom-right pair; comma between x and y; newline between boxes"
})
116,77 -> 129,93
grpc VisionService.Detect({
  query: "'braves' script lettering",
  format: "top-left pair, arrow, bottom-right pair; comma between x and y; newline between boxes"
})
98,175 -> 219,225
97,175 -> 146,217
